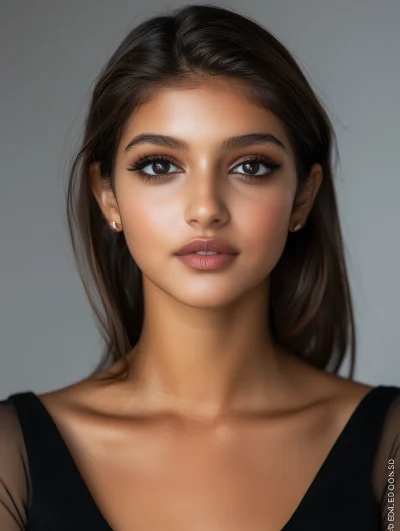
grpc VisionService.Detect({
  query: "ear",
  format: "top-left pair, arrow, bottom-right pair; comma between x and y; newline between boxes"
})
89,162 -> 121,228
289,163 -> 323,232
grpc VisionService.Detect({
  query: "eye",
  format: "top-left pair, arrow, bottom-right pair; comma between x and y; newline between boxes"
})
127,153 -> 281,182
127,154 -> 182,181
231,156 -> 281,181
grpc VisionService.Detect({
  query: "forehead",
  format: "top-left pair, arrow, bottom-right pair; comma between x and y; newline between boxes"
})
120,78 -> 293,157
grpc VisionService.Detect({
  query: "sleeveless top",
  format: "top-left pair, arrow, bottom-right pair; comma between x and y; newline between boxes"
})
0,385 -> 399,530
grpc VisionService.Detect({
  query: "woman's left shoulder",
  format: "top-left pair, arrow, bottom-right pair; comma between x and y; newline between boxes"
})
314,372 -> 400,409
329,378 -> 400,439
304,372 -> 399,436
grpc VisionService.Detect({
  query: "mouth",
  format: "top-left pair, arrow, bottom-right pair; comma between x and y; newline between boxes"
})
188,251 -> 223,255
174,238 -> 239,256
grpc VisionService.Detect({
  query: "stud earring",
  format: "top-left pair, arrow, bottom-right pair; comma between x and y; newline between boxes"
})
110,221 -> 122,232
292,222 -> 302,232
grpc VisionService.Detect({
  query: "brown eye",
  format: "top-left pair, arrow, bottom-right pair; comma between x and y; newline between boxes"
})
243,161 -> 262,174
127,154 -> 182,181
231,156 -> 281,181
127,153 -> 281,183
152,160 -> 172,174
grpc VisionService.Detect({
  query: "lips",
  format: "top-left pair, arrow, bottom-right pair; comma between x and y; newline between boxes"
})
174,238 -> 239,256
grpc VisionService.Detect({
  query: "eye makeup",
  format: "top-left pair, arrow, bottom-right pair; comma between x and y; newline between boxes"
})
127,153 -> 282,183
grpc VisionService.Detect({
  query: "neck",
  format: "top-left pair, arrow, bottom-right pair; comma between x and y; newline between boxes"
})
124,278 -> 292,421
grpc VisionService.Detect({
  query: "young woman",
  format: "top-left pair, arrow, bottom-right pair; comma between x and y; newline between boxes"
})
0,4 -> 398,530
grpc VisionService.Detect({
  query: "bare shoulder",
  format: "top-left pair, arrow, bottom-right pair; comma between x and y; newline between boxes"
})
34,366 -> 134,459
282,352 -> 376,431
36,371 -> 123,421
316,374 -> 376,432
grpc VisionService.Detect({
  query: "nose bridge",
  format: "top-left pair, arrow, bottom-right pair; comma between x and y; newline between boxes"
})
184,164 -> 229,225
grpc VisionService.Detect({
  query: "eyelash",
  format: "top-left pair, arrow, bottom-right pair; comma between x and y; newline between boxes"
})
127,153 -> 282,183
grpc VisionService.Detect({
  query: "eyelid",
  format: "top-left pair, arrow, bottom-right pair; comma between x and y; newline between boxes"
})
230,153 -> 281,168
129,152 -> 282,171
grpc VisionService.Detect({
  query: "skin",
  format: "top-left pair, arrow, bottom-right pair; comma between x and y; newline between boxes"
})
38,78 -> 374,530
90,77 -> 325,418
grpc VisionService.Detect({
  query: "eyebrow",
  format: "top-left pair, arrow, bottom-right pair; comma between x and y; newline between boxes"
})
124,132 -> 287,153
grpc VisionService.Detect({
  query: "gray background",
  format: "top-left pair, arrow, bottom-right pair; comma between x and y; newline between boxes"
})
1,0 -> 399,397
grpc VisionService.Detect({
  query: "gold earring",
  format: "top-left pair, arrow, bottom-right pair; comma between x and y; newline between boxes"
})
110,221 -> 122,232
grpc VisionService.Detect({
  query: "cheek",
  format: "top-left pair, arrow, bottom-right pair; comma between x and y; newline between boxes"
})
240,188 -> 294,251
117,192 -> 174,262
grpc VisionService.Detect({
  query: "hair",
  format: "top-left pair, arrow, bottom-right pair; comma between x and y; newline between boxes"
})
66,3 -> 356,383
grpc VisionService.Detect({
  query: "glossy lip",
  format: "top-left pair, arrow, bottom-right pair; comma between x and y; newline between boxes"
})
174,238 -> 239,256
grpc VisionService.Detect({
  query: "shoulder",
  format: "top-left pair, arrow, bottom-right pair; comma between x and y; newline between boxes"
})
277,354 -> 394,450
35,359 -> 138,421
305,369 -> 400,455
33,377 -> 129,456
280,351 -> 377,420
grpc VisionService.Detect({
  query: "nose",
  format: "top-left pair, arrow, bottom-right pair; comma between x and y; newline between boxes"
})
183,172 -> 230,228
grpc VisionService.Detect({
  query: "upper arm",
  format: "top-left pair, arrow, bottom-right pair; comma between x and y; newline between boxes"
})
371,393 -> 400,530
0,403 -> 30,530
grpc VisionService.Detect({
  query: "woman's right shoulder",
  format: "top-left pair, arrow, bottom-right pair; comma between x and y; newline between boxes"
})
0,399 -> 30,530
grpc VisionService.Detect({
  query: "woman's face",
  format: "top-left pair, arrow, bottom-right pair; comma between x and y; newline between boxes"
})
94,79 -> 320,308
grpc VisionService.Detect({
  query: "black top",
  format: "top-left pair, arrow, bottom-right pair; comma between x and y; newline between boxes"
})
0,385 -> 399,530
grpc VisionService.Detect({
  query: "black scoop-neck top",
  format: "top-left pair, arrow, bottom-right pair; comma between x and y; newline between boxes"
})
0,385 -> 399,530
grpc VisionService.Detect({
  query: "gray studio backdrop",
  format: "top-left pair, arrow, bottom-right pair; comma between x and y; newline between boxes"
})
1,0 -> 399,396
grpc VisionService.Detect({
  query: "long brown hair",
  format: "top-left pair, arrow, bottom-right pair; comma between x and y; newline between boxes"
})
66,4 -> 356,383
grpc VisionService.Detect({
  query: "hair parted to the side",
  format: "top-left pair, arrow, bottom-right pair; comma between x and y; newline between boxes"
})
66,3 -> 356,383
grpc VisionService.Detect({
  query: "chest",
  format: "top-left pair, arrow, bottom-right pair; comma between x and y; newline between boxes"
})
66,414 -> 339,531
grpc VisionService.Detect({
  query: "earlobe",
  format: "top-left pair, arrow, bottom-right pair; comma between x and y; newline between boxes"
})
110,220 -> 123,232
290,222 -> 302,232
